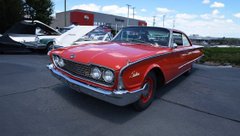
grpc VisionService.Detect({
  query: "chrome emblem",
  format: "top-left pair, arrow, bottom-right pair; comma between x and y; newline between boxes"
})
70,54 -> 75,59
129,71 -> 140,79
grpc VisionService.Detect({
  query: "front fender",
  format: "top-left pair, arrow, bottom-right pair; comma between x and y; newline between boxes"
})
121,60 -> 165,92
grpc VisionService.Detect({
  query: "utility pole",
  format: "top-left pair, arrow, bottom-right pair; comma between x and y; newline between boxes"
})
132,7 -> 135,19
127,4 -> 131,26
163,15 -> 166,27
173,19 -> 175,28
64,0 -> 67,26
153,16 -> 156,26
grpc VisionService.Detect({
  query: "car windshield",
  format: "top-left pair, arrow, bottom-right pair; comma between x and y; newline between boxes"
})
113,27 -> 170,47
75,29 -> 109,42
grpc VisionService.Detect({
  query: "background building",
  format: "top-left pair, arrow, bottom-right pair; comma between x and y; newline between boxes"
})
51,9 -> 147,31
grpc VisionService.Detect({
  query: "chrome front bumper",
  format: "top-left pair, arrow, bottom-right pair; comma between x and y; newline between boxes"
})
47,64 -> 148,106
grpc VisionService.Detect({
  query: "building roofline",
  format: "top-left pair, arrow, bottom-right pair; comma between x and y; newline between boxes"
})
56,9 -> 146,23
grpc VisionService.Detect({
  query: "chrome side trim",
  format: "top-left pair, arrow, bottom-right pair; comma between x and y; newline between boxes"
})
117,47 -> 203,89
178,54 -> 204,69
165,67 -> 191,84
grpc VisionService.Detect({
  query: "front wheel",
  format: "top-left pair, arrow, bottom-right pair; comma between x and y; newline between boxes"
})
133,72 -> 157,111
46,43 -> 54,53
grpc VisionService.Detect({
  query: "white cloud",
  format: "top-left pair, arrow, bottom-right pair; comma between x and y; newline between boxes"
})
70,4 -> 128,17
234,13 -> 240,18
212,9 -> 219,15
140,8 -> 147,12
102,5 -> 128,16
176,13 -> 198,20
156,7 -> 174,14
226,19 -> 233,23
71,3 -> 101,12
210,2 -> 225,8
200,9 -> 224,20
135,15 -> 154,25
202,0 -> 210,4
174,16 -> 240,37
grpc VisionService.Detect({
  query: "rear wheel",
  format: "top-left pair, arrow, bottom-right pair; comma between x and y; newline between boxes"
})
133,72 -> 157,111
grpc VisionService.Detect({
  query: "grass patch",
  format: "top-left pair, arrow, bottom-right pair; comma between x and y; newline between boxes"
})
201,47 -> 240,66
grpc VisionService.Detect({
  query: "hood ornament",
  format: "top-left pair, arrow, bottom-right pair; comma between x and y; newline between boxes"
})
70,54 -> 75,59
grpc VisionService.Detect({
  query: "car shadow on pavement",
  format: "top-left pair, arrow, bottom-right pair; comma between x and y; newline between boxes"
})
52,85 -> 140,124
155,67 -> 198,99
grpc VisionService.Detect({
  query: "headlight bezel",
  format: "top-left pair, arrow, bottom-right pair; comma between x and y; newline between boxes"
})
90,65 -> 115,84
90,67 -> 102,80
52,55 -> 65,67
102,70 -> 114,83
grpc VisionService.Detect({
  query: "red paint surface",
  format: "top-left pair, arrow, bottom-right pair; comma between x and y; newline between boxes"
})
70,11 -> 94,26
50,41 -> 203,92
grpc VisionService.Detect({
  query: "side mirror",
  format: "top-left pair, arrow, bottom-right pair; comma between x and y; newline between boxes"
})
173,43 -> 178,48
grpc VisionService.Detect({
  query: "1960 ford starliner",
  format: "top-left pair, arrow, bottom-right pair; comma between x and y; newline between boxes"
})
47,26 -> 203,111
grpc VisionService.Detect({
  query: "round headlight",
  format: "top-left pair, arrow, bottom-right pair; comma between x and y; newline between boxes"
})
91,67 -> 102,79
58,58 -> 65,67
53,55 -> 60,65
53,55 -> 65,67
103,70 -> 114,83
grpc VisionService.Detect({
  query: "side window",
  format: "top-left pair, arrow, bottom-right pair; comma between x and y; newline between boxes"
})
182,34 -> 191,46
173,32 -> 191,46
173,32 -> 183,46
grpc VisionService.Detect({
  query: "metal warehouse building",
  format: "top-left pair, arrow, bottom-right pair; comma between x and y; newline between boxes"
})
51,9 -> 147,31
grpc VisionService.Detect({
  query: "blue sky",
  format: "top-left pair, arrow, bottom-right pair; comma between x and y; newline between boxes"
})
53,0 -> 240,37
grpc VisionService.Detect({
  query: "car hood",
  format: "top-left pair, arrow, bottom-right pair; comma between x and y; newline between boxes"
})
8,34 -> 36,42
58,42 -> 170,70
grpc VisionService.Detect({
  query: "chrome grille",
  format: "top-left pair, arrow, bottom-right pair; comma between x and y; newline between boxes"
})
62,59 -> 91,78
60,59 -> 114,86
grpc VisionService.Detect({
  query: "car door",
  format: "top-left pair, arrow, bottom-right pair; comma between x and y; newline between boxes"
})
171,31 -> 191,76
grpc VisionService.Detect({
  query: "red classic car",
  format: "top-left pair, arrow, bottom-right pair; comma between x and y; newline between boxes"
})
48,26 -> 203,111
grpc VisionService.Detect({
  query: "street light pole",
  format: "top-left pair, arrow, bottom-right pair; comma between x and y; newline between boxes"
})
127,4 -> 131,26
132,7 -> 135,19
153,16 -> 156,26
64,0 -> 67,27
163,15 -> 166,27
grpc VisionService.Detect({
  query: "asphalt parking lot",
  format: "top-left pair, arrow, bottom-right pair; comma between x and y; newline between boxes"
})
0,54 -> 240,136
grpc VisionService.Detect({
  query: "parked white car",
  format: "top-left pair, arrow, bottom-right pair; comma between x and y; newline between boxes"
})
0,20 -> 60,52
53,26 -> 113,49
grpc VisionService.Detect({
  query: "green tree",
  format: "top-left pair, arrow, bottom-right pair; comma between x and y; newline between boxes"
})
25,0 -> 54,25
0,0 -> 24,33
